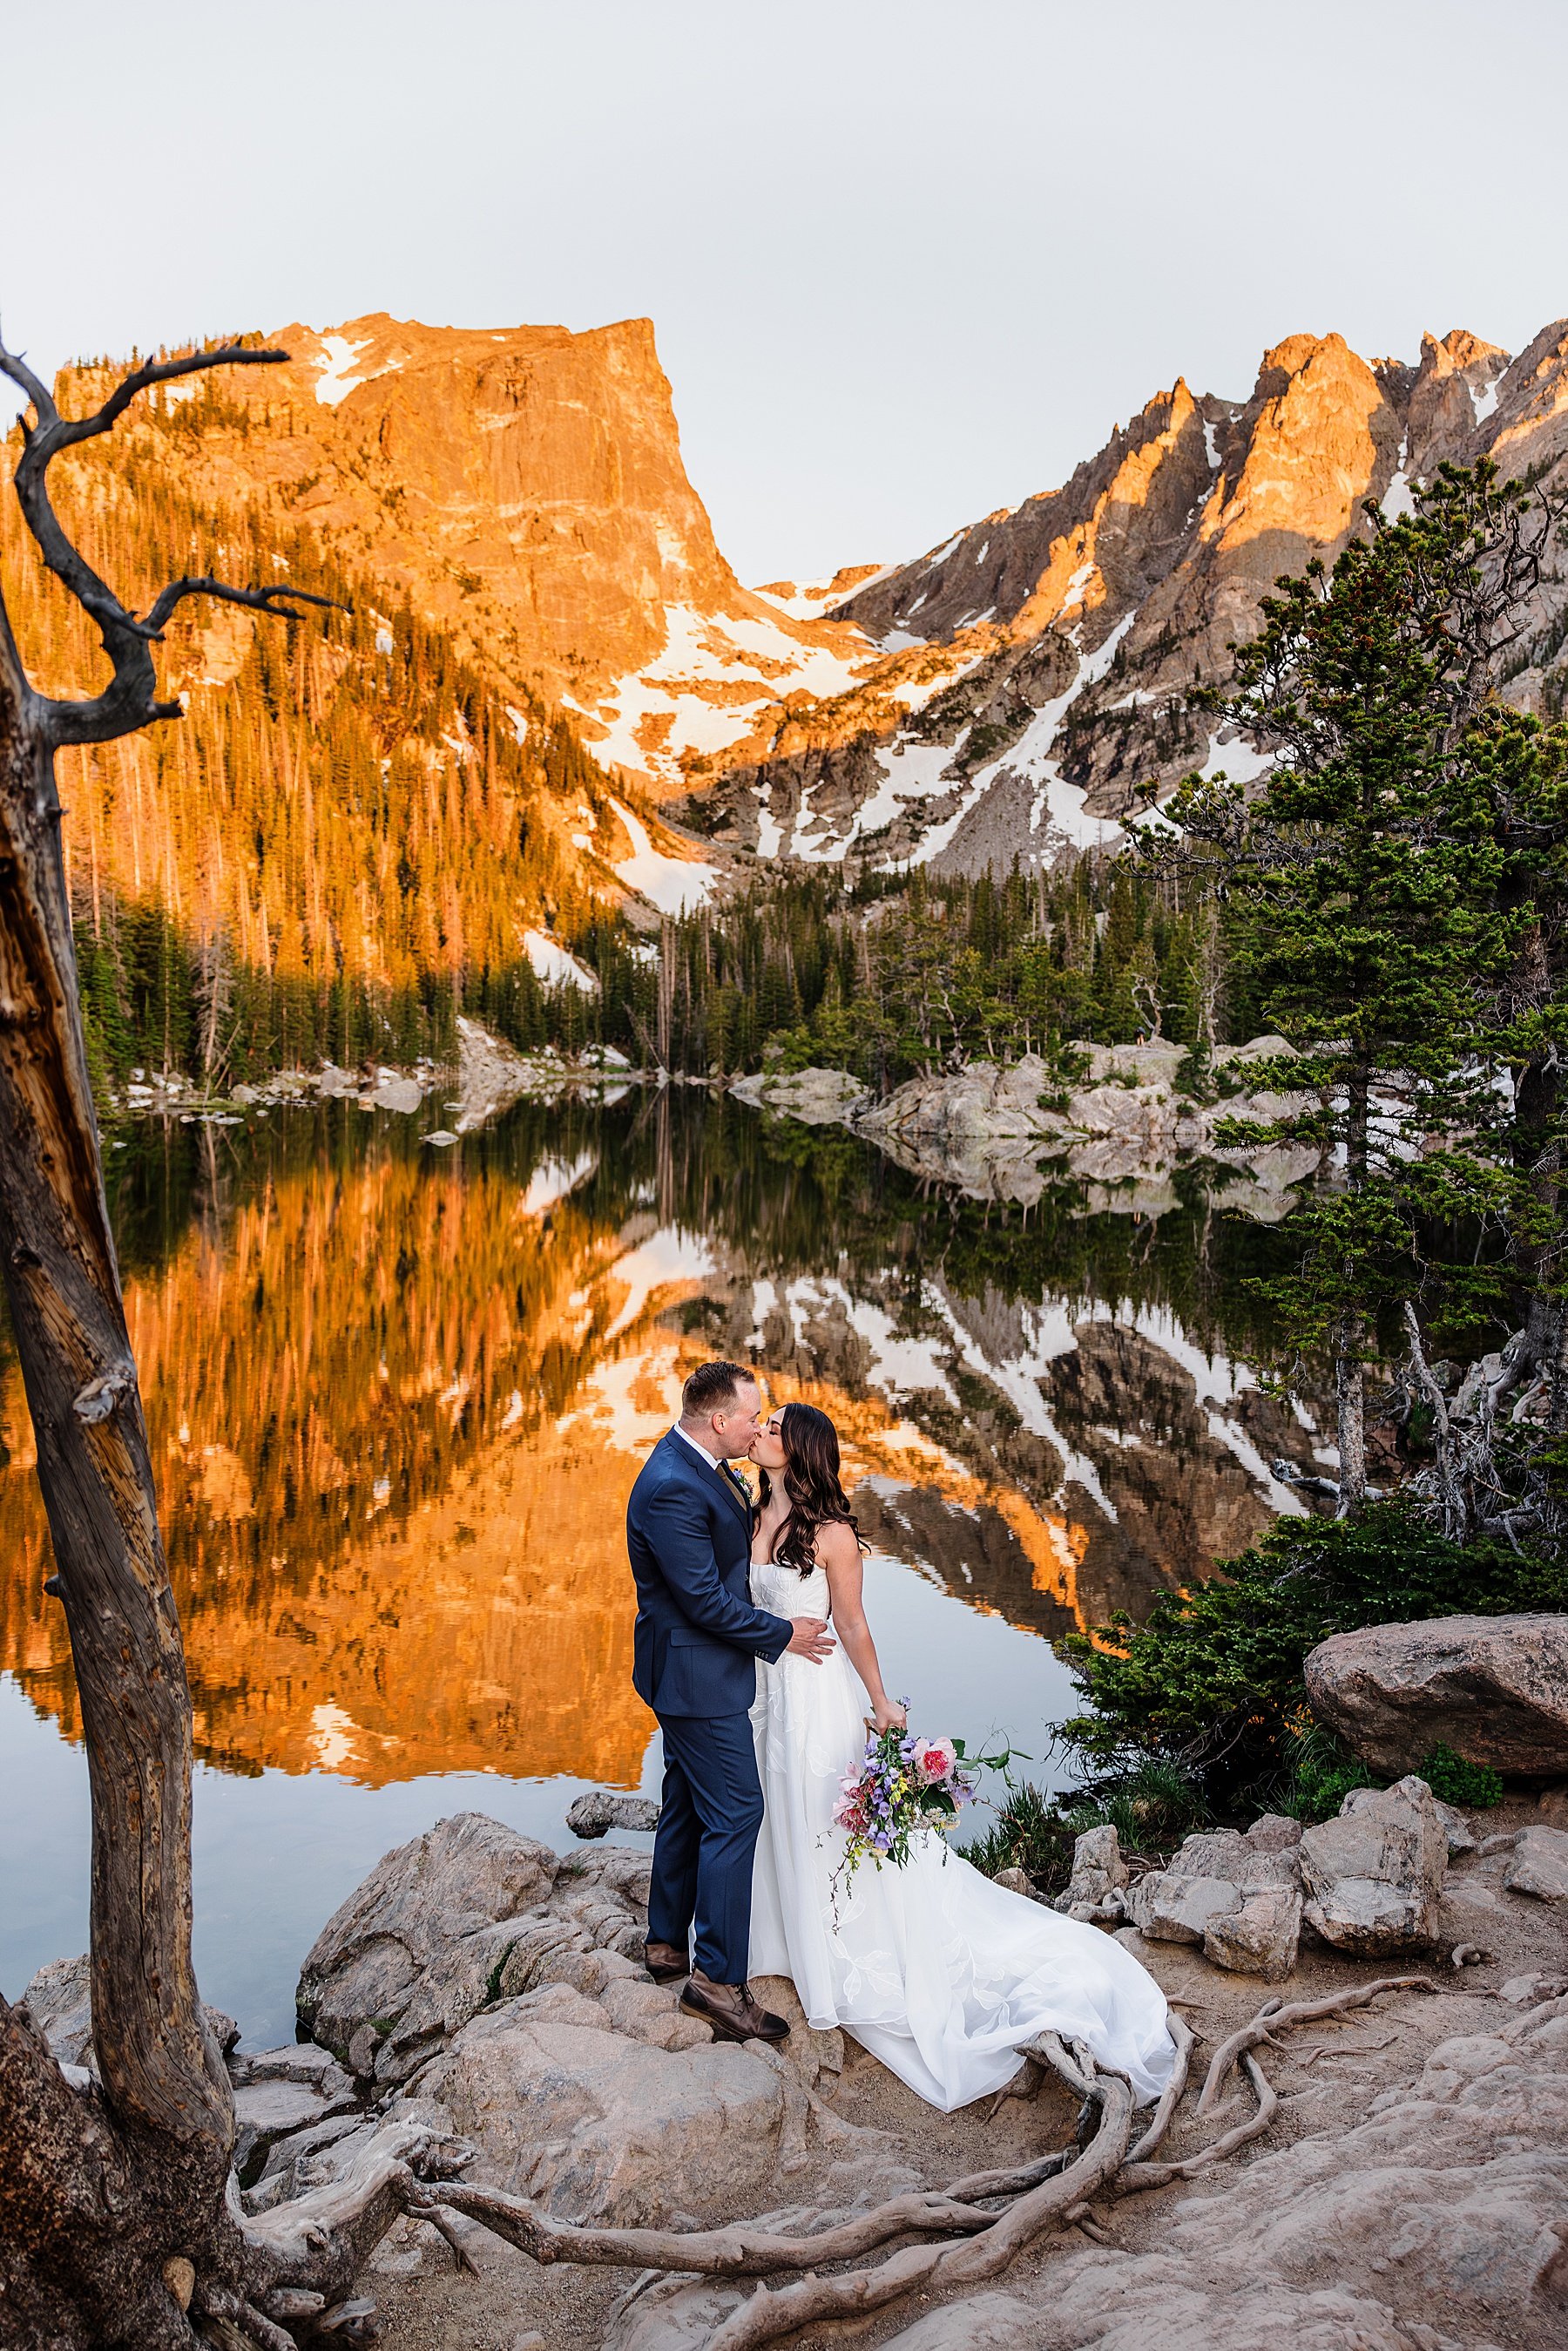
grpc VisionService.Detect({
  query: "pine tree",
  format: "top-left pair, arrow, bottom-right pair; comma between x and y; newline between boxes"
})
1152,462 -> 1568,1512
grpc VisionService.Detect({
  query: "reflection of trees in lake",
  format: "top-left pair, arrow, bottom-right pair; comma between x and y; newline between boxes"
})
0,1095 -> 1325,1783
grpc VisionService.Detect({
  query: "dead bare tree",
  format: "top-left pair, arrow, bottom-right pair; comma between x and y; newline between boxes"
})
0,332 -> 341,2350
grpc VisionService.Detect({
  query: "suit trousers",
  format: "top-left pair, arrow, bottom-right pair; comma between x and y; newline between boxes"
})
647,1709 -> 765,1986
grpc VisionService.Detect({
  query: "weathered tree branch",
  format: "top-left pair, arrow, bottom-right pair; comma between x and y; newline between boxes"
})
0,322 -> 341,2346
421,2179 -> 1003,2278
140,576 -> 340,636
0,334 -> 342,747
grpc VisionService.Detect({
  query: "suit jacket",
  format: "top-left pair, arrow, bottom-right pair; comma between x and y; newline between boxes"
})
627,1429 -> 793,1717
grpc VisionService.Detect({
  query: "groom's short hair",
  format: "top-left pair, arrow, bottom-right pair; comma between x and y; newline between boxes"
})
681,1360 -> 752,1422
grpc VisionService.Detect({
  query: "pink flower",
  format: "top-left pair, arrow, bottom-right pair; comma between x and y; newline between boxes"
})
915,1737 -> 957,1785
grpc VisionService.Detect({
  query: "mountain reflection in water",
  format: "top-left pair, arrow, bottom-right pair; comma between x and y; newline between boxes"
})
0,1097 -> 1328,1796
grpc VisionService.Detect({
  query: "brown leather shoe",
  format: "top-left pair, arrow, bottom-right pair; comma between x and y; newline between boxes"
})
679,1970 -> 789,2044
644,1939 -> 689,1983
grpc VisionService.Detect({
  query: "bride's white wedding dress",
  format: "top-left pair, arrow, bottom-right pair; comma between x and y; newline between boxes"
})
747,1555 -> 1175,2113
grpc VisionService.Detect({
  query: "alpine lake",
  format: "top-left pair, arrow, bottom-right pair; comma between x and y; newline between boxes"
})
0,1089 -> 1328,2046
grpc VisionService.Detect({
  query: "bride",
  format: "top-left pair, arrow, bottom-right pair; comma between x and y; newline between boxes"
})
746,1399 -> 1175,2113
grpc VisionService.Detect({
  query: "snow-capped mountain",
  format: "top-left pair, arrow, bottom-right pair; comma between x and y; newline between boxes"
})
679,321 -> 1568,875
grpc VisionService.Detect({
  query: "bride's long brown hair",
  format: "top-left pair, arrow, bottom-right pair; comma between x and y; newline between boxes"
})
759,1401 -> 868,1575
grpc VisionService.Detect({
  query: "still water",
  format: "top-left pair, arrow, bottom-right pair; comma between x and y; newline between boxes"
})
0,1094 -> 1322,2043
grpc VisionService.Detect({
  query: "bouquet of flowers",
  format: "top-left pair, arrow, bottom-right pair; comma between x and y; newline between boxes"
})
828,1712 -> 1019,1900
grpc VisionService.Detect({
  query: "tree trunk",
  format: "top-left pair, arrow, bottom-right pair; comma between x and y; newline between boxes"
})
0,588 -> 234,2346
1335,1061 -> 1372,1515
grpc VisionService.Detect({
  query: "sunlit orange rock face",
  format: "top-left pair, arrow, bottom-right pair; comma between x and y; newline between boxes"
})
41,316 -> 869,795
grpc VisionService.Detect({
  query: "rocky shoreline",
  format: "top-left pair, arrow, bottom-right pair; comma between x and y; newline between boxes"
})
110,1019 -> 645,1139
18,1746 -> 1568,2350
107,1022 -> 1321,1217
731,1038 -> 1321,1216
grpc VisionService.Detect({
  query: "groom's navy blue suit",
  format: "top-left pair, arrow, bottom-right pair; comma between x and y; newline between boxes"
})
628,1428 -> 793,1984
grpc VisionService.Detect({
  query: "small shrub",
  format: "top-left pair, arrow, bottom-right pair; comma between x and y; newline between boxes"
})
1418,1744 -> 1505,1810
1274,1723 -> 1379,1822
963,1780 -> 1077,1893
964,1759 -> 1209,1892
1056,1502 -> 1566,1812
1063,1755 -> 1210,1853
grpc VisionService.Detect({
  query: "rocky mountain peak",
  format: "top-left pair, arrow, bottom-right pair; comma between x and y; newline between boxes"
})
1400,326 -> 1512,472
687,315 -> 1568,877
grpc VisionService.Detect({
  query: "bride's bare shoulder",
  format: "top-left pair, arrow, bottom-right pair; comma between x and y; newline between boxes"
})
814,1518 -> 863,1574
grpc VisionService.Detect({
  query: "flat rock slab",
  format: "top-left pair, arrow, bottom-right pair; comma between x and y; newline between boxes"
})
233,2078 -> 357,2178
424,2009 -> 888,2229
1298,1775 -> 1447,1955
427,2015 -> 795,2225
237,2041 -> 350,2090
1306,1611 -> 1568,1778
297,1811 -> 559,2079
875,2297 -> 1040,2351
1504,1823 -> 1568,1901
1202,1885 -> 1302,1981
1131,1872 -> 1240,1945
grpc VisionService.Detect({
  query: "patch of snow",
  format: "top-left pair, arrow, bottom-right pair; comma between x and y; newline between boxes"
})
878,627 -> 927,652
890,653 -> 983,713
749,577 -> 865,620
1192,729 -> 1273,788
1062,557 -> 1098,611
754,786 -> 783,858
312,334 -> 388,407
1129,1304 -> 1305,1514
587,602 -> 868,789
610,799 -> 716,914
578,1342 -> 686,1454
308,1704 -> 362,1772
746,1277 -> 778,1352
924,530 -> 966,570
506,705 -> 530,746
959,610 -> 1141,864
819,737 -> 957,858
523,930 -> 598,993
929,1289 -> 1116,1521
1203,419 -> 1222,472
1380,436 -> 1418,522
1470,374 -> 1503,427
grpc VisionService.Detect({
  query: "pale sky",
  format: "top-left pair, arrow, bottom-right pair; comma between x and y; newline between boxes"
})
5,0 -> 1566,584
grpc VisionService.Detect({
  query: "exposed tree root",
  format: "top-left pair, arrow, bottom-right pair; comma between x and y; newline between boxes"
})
1119,2050 -> 1280,2192
1127,2013 -> 1195,2164
704,2076 -> 1135,2351
420,2179 -> 1004,2275
200,1979 -> 1454,2346
1195,1976 -> 1439,2115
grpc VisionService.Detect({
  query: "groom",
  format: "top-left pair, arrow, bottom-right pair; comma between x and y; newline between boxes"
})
627,1359 -> 835,2043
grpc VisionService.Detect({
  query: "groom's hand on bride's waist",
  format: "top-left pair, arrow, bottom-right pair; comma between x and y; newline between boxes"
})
785,1616 -> 835,1663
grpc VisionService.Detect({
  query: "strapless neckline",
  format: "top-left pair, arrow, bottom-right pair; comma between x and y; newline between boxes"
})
751,1555 -> 829,1617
